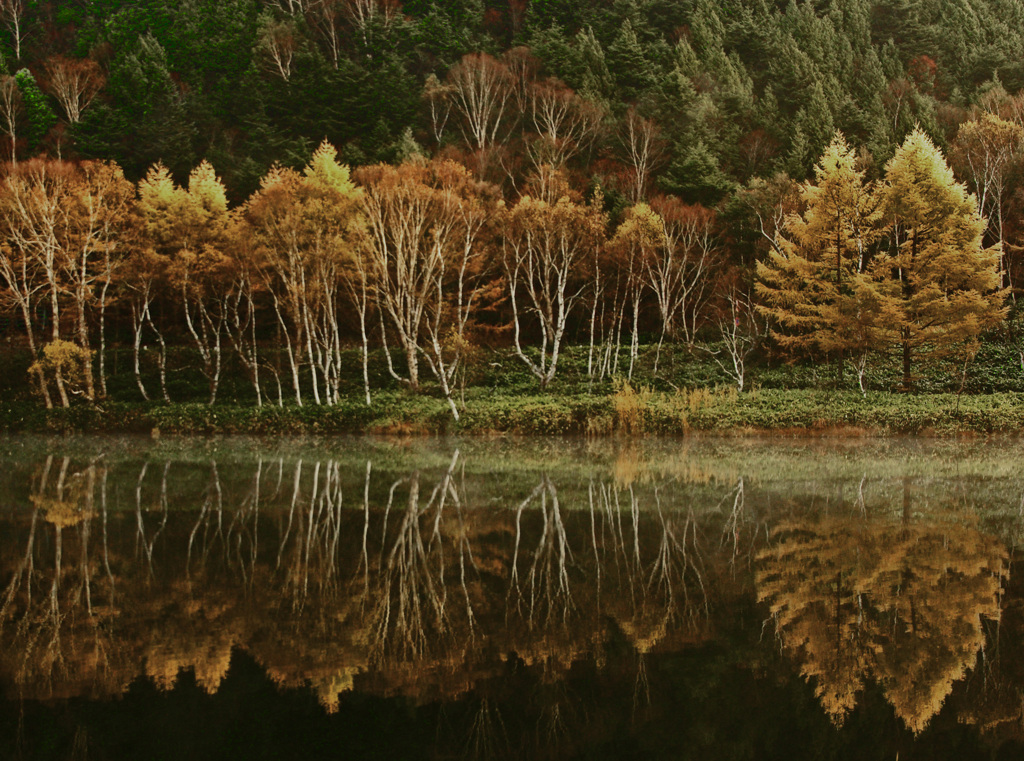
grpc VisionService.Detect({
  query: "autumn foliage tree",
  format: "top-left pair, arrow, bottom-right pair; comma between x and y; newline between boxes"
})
874,130 -> 1007,389
357,158 -> 495,416
758,513 -> 1006,733
952,113 -> 1024,289
647,196 -> 721,347
138,161 -> 232,404
43,57 -> 105,125
241,141 -> 365,407
757,133 -> 881,388
0,159 -> 135,407
502,167 -> 606,388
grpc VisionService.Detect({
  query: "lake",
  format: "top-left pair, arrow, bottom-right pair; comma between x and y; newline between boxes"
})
2,435 -> 1023,760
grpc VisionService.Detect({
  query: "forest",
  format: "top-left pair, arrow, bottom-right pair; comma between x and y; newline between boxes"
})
1,0 -> 1024,426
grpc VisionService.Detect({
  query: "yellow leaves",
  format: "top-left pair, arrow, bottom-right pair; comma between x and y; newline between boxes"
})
29,339 -> 93,400
955,113 -> 1024,165
137,163 -> 181,239
242,142 -> 367,308
881,128 -> 968,227
505,168 -> 606,252
612,202 -> 662,250
138,160 -> 229,245
873,129 -> 1008,371
138,160 -> 232,290
186,161 -> 229,227
304,139 -> 358,198
758,128 -> 1007,381
757,515 -> 1007,733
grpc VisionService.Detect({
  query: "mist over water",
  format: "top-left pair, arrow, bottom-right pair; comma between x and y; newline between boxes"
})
2,435 -> 1023,760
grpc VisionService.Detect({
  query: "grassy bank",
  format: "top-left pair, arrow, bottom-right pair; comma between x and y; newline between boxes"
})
2,338 -> 1023,436
3,386 -> 1023,437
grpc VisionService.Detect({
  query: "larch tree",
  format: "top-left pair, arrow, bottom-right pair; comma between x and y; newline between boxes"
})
875,129 -> 1007,390
757,517 -> 879,728
757,133 -> 881,388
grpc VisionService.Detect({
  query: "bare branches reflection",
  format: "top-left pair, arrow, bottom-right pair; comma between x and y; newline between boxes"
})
0,438 -> 1022,748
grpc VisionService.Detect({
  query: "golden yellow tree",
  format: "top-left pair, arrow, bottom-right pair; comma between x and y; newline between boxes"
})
758,512 -> 1007,734
138,161 -> 232,404
757,133 -> 881,389
874,129 -> 1007,389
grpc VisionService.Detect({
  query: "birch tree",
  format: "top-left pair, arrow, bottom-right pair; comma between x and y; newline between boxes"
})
620,108 -> 664,203
502,168 -> 606,388
0,75 -> 20,164
0,0 -> 24,62
66,161 -> 136,399
0,160 -> 78,406
525,78 -> 604,172
43,57 -> 105,124
647,196 -> 720,347
0,165 -> 50,405
357,158 -> 495,412
445,52 -> 513,174
138,161 -> 232,405
609,203 -> 659,380
242,141 -> 365,406
953,114 -> 1024,290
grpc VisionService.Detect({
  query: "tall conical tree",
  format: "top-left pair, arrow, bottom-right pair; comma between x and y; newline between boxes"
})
757,132 -> 880,385
874,129 -> 1007,390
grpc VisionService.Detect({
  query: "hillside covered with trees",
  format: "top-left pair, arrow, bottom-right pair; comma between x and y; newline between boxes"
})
1,0 -> 1024,429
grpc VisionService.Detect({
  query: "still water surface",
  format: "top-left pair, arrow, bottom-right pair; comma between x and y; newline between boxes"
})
2,435 -> 1024,760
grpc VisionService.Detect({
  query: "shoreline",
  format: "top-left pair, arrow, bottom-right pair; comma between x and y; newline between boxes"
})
2,388 -> 1023,437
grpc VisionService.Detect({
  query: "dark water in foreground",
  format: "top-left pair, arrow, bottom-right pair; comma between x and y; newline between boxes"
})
2,435 -> 1024,760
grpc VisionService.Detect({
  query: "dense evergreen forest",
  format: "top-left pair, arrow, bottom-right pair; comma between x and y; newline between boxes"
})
1,0 -> 1024,420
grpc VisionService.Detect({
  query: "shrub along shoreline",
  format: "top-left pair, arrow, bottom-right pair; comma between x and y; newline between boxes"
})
3,387 -> 1023,437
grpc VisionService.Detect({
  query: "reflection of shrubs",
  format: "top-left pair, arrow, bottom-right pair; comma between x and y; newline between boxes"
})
31,495 -> 91,528
29,340 -> 93,406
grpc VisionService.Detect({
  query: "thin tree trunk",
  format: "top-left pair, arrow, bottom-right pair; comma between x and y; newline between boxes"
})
98,273 -> 112,398
131,303 -> 150,402
144,304 -> 170,403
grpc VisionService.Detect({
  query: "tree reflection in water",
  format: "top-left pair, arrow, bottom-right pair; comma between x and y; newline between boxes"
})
0,440 -> 1023,755
757,479 -> 1007,733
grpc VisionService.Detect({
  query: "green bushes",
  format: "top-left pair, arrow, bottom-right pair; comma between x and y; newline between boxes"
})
4,388 -> 1022,436
2,336 -> 1024,437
